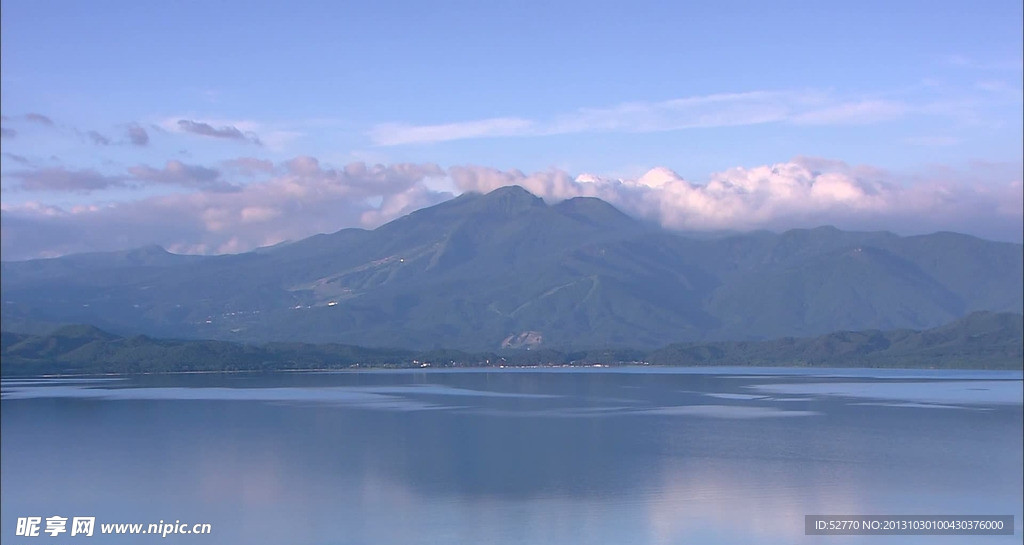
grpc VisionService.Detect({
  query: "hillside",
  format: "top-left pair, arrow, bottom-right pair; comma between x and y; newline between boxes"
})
2,186 -> 1021,351
1,312 -> 1020,376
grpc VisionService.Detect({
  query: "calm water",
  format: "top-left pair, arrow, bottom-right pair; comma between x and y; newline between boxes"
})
2,368 -> 1021,544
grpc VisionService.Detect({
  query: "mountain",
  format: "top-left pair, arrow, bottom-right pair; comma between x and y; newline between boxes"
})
2,186 -> 1022,351
3,312 -> 1020,376
648,311 -> 1023,368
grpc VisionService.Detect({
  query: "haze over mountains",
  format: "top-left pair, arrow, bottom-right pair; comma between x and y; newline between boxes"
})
2,186 -> 1021,351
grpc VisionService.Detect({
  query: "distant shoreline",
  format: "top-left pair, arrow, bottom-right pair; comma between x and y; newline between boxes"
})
4,364 -> 1024,381
4,311 -> 1021,377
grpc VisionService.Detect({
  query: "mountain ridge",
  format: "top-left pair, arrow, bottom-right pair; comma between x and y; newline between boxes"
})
2,186 -> 1021,351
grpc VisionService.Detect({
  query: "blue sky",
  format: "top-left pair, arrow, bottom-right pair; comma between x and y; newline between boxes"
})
1,0 -> 1021,258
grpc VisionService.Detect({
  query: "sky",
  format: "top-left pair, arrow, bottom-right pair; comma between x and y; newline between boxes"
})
1,0 -> 1021,260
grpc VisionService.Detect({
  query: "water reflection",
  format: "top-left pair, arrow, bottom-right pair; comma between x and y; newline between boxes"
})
751,380 -> 1023,405
2,369 -> 1021,544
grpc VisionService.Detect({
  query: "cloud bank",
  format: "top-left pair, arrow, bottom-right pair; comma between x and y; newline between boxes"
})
7,161 -> 239,194
2,159 -> 448,258
127,160 -> 237,192
9,167 -> 126,192
451,158 -> 1022,239
2,157 -> 1020,260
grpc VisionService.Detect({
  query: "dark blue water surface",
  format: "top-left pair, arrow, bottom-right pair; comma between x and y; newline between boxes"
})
2,368 -> 1021,544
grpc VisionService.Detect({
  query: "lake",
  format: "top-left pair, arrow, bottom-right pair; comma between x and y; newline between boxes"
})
2,367 -> 1021,544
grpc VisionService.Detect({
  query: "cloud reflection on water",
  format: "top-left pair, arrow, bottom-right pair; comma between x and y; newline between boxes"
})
0,383 -> 555,413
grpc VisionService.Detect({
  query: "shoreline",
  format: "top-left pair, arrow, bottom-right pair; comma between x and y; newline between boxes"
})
3,364 -> 1023,380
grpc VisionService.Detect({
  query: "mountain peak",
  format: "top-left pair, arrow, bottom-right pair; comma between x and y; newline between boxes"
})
554,196 -> 638,229
49,324 -> 119,341
116,244 -> 183,266
484,184 -> 541,200
125,244 -> 170,257
471,185 -> 545,215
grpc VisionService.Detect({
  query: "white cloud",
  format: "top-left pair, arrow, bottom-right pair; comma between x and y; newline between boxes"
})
239,206 -> 281,223
789,100 -> 907,125
369,91 -> 921,146
1,159 -> 449,260
548,91 -> 795,133
450,158 -> 1023,239
2,156 -> 1021,261
371,117 -> 535,146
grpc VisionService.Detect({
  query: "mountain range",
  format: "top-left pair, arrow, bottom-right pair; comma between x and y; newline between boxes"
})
2,185 -> 1022,351
2,311 -> 1020,376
